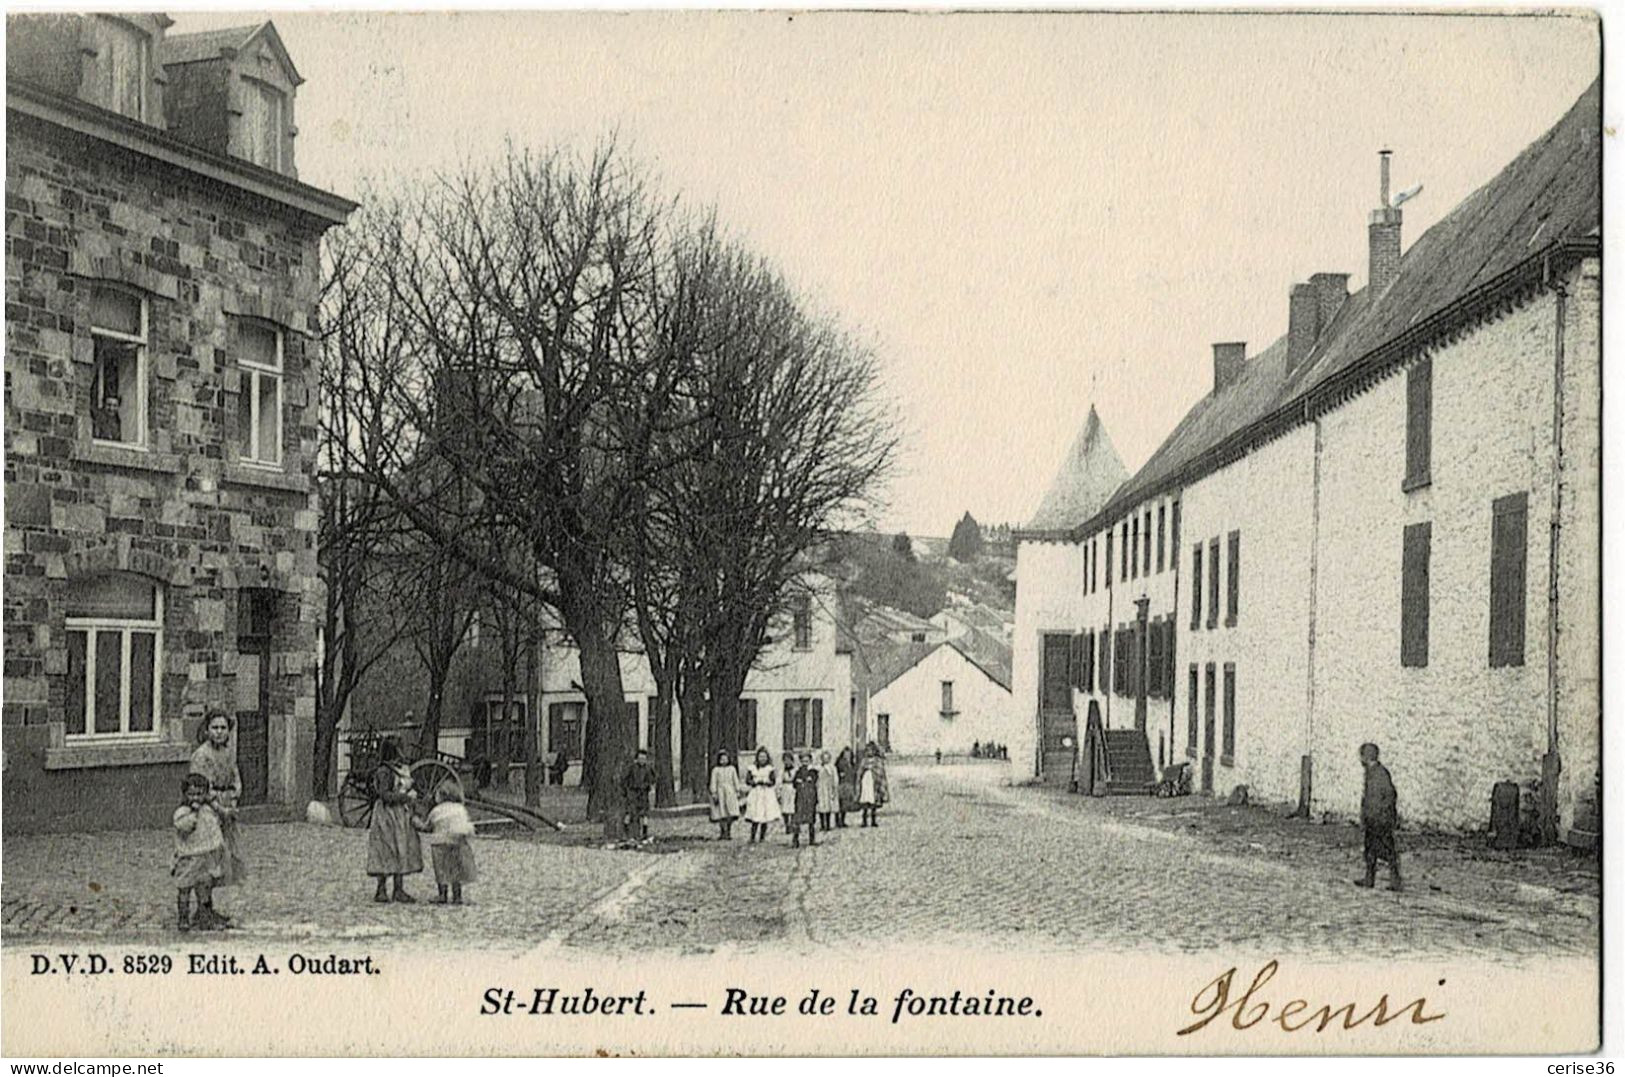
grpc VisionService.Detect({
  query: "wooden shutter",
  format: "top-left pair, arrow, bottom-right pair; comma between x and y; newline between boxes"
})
1098,628 -> 1111,696
1171,499 -> 1182,556
1186,666 -> 1198,758
1165,621 -> 1176,695
1190,544 -> 1203,629
1143,510 -> 1153,575
1405,358 -> 1432,489
740,698 -> 758,749
1157,505 -> 1166,573
1489,492 -> 1528,667
1105,531 -> 1113,590
1226,530 -> 1241,626
811,698 -> 824,747
1222,664 -> 1236,762
1131,517 -> 1139,579
782,699 -> 797,748
1401,522 -> 1431,667
1207,537 -> 1220,628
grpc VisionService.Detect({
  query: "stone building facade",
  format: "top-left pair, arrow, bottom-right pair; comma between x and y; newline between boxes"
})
1013,80 -> 1600,843
4,15 -> 354,832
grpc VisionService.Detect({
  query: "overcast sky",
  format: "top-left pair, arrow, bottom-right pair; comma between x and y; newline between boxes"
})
170,9 -> 1598,537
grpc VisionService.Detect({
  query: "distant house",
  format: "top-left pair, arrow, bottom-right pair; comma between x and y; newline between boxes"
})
932,602 -> 1012,644
866,630 -> 1013,757
850,604 -> 946,647
536,573 -> 856,772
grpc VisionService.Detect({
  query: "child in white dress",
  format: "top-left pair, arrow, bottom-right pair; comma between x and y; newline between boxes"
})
419,784 -> 477,905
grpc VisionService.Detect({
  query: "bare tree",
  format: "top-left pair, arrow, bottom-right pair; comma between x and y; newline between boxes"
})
638,242 -> 898,792
328,144 -> 693,831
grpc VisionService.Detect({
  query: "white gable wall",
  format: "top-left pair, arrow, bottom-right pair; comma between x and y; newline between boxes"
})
869,644 -> 1013,757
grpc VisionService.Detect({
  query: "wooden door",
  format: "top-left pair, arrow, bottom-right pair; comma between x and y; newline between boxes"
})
234,594 -> 273,806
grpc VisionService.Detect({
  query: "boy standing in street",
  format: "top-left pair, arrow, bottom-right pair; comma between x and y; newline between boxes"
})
1356,742 -> 1402,891
622,748 -> 657,844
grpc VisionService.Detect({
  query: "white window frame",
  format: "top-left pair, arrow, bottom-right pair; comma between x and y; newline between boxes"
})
89,285 -> 148,450
65,589 -> 164,744
238,321 -> 284,468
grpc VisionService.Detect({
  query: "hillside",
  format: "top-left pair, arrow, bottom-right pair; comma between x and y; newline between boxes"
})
825,532 -> 1015,619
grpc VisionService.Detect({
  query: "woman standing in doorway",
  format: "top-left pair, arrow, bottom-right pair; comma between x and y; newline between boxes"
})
190,712 -> 246,917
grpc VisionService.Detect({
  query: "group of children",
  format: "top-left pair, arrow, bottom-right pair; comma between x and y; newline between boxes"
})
709,743 -> 889,847
171,729 -> 479,929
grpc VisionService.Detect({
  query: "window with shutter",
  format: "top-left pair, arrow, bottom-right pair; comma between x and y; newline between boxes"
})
1105,531 -> 1113,590
1226,530 -> 1240,627
1146,621 -> 1164,698
1190,544 -> 1203,630
1489,492 -> 1528,667
1121,522 -> 1129,581
810,698 -> 824,746
1171,499 -> 1182,558
1143,510 -> 1153,575
1405,358 -> 1433,491
739,699 -> 759,751
1207,538 -> 1220,628
1131,517 -> 1139,580
1156,504 -> 1166,573
1401,522 -> 1432,667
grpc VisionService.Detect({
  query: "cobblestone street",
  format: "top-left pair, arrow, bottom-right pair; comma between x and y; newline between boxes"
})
2,763 -> 1598,961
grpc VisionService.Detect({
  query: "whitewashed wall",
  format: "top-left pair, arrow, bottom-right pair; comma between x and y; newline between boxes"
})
1010,539 -> 1086,778
869,645 -> 1014,757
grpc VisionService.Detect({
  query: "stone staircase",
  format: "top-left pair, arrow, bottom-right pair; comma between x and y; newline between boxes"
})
1102,729 -> 1155,795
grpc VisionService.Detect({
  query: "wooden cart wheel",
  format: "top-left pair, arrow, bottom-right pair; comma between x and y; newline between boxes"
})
336,776 -> 375,829
410,758 -> 463,810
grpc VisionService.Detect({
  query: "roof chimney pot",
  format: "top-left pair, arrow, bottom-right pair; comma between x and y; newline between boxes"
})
1369,150 -> 1403,294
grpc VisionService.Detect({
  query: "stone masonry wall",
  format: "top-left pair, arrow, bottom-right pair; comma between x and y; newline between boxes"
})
4,115 -> 325,832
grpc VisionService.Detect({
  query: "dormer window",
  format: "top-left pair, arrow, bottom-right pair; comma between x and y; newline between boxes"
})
241,77 -> 284,171
92,16 -> 150,120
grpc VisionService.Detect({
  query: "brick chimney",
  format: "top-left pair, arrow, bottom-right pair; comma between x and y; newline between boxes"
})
1309,272 -> 1350,332
1212,342 -> 1246,394
1287,283 -> 1319,370
1368,149 -> 1403,294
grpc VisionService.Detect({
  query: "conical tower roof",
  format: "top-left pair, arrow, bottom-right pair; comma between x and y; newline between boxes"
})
1025,405 -> 1128,531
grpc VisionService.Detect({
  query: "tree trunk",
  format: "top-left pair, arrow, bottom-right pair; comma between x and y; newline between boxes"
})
523,631 -> 542,809
678,676 -> 709,796
649,680 -> 677,807
420,657 -> 450,755
572,617 -> 631,835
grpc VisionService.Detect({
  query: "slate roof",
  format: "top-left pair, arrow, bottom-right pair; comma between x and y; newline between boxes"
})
162,22 -> 304,85
864,627 -> 1013,695
1084,78 -> 1601,532
1024,405 -> 1129,532
161,25 -> 262,64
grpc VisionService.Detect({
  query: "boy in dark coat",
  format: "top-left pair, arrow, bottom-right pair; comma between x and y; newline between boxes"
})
791,751 -> 820,848
1356,742 -> 1402,891
622,748 -> 657,843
